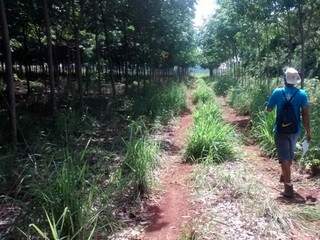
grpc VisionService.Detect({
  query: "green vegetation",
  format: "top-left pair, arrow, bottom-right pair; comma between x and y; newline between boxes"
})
186,80 -> 235,164
228,84 -> 272,117
226,82 -> 277,156
24,142 -> 100,239
300,79 -> 320,171
28,208 -> 97,240
0,79 -> 188,238
213,75 -> 237,96
192,78 -> 214,104
200,0 -> 320,171
120,122 -> 160,196
295,206 -> 320,222
132,83 -> 187,123
252,111 -> 277,156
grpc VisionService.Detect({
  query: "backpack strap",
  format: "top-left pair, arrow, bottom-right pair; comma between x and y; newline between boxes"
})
282,89 -> 300,103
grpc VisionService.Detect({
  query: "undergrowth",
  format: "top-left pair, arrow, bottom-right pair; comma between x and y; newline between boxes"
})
213,75 -> 237,96
1,80 -> 188,239
192,78 -> 214,104
252,111 -> 276,156
120,121 -> 160,196
132,82 -> 187,123
186,80 -> 235,163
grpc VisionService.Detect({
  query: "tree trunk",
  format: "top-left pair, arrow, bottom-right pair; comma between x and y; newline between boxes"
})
74,15 -> 83,108
95,34 -> 102,95
298,3 -> 305,88
209,67 -> 213,78
43,0 -> 56,114
109,64 -> 116,97
0,0 -> 17,150
75,41 -> 83,107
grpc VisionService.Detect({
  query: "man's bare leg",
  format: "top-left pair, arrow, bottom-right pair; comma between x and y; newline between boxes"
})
281,161 -> 292,183
281,161 -> 294,197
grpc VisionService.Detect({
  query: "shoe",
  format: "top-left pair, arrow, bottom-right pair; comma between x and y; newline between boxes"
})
279,175 -> 284,183
281,184 -> 294,198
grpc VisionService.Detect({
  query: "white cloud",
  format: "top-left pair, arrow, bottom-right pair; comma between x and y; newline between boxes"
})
194,0 -> 217,28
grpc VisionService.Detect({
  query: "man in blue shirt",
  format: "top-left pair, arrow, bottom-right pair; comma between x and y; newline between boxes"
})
267,67 -> 311,198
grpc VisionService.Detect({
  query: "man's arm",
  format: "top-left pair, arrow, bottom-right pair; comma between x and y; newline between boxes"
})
266,90 -> 276,112
302,106 -> 311,142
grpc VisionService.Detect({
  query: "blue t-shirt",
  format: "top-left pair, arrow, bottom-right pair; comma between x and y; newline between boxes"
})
267,86 -> 309,133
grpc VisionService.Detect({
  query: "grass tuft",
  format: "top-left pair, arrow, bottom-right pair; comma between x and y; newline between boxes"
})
186,102 -> 235,164
192,78 -> 214,104
132,82 -> 187,123
120,121 -> 160,196
252,111 -> 276,156
31,141 -> 98,239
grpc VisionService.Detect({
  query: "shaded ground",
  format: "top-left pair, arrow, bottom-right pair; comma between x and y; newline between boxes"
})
141,97 -> 195,240
107,93 -> 196,240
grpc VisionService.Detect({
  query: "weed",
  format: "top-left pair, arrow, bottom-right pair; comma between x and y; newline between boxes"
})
31,141 -> 98,238
27,207 -> 97,240
192,78 -> 214,104
132,82 -> 187,123
213,75 -> 237,96
120,121 -> 160,195
252,111 -> 276,156
300,81 -> 320,170
228,84 -> 271,117
228,86 -> 251,115
179,228 -> 198,240
186,103 -> 235,163
295,206 -> 320,222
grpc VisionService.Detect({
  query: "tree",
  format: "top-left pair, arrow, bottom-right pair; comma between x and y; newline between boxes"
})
0,0 -> 17,149
43,0 -> 56,114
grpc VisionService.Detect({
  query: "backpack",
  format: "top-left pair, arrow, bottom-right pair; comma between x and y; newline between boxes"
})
276,89 -> 300,134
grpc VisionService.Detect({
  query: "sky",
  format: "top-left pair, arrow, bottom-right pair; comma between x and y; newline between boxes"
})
194,0 -> 218,28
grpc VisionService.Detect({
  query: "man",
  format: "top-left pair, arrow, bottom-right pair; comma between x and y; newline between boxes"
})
267,67 -> 311,198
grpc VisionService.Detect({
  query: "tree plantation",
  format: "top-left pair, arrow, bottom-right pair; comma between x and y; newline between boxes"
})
0,0 -> 320,239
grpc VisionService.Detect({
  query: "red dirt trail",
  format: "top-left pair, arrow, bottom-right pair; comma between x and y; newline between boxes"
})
142,107 -> 195,240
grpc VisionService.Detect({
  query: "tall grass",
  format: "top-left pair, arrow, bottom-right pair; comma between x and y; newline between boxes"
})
132,82 -> 187,122
192,78 -> 214,104
186,103 -> 235,163
120,121 -> 160,196
28,207 -> 97,240
225,80 -> 276,156
213,75 -> 237,96
252,111 -> 276,156
300,79 -> 320,170
228,87 -> 251,115
31,141 -> 98,239
228,84 -> 272,117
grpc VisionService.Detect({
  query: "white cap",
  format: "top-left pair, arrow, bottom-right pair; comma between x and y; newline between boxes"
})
285,67 -> 301,85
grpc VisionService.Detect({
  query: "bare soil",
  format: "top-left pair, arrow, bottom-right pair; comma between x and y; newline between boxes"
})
142,107 -> 195,240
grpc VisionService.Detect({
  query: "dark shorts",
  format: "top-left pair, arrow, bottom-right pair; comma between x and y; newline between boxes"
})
275,133 -> 299,163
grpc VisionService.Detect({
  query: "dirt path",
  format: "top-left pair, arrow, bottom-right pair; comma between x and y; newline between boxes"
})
141,97 -> 195,240
218,97 -> 320,203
